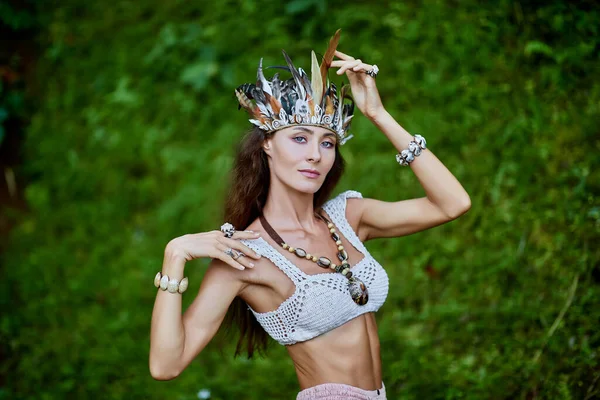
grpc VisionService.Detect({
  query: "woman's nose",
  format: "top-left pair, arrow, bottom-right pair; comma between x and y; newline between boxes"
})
307,141 -> 321,161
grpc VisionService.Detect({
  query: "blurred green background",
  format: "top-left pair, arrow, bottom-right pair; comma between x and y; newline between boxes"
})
1,0 -> 599,399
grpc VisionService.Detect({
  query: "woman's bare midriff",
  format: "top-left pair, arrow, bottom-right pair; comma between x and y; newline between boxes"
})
286,312 -> 383,391
239,208 -> 383,392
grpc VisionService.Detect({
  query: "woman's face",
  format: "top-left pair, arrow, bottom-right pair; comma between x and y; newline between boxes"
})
262,125 -> 337,193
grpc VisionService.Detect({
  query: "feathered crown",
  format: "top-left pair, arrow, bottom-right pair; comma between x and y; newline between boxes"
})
235,29 -> 355,146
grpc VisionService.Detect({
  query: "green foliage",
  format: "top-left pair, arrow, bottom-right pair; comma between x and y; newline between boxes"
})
0,1 -> 39,31
0,1 -> 41,146
1,0 -> 599,399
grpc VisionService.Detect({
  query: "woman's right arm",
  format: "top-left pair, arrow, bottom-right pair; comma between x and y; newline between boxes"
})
149,230 -> 261,380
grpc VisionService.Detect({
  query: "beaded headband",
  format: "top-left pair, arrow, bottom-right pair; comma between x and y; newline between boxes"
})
234,29 -> 355,146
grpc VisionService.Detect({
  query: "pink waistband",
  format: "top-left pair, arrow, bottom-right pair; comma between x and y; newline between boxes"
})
296,381 -> 386,399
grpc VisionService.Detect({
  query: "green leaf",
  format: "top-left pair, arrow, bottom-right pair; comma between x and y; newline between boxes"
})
524,41 -> 554,58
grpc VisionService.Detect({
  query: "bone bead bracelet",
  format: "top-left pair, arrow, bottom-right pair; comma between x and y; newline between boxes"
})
154,272 -> 189,294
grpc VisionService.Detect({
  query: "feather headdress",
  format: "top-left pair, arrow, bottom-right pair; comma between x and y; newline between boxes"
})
235,29 -> 355,146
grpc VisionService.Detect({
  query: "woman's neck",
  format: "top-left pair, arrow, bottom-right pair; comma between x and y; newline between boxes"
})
261,187 -> 322,236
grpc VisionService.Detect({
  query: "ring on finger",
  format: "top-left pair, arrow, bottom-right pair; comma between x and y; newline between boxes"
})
365,64 -> 379,78
224,247 -> 236,258
220,222 -> 236,238
232,250 -> 245,260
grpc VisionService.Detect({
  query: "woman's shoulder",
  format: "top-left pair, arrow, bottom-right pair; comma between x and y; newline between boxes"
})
328,189 -> 365,210
323,189 -> 364,208
324,189 -> 366,242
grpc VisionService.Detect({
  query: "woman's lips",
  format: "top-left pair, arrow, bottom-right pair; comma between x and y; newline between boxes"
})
299,170 -> 320,179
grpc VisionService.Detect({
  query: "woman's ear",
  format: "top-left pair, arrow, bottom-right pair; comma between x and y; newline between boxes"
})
262,136 -> 272,154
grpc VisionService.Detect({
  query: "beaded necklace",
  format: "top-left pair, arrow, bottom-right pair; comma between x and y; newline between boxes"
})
258,210 -> 369,305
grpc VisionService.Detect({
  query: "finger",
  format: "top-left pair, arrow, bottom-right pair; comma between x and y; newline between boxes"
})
232,230 -> 262,241
331,60 -> 373,71
336,59 -> 362,75
351,62 -> 372,72
227,248 -> 257,269
229,249 -> 257,269
222,236 -> 262,260
216,230 -> 262,262
334,50 -> 354,60
216,229 -> 259,238
330,60 -> 360,67
214,242 -> 248,270
337,59 -> 363,75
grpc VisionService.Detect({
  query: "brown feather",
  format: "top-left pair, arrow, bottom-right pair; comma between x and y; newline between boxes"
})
325,93 -> 334,115
235,88 -> 258,115
267,92 -> 282,115
319,29 -> 342,95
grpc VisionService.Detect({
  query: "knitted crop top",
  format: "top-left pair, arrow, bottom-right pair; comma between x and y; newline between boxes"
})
239,190 -> 390,346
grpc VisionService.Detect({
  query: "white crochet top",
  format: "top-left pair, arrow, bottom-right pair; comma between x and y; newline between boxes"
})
239,190 -> 390,346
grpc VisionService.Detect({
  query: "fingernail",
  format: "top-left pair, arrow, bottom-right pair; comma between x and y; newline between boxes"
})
256,253 -> 261,258
249,263 -> 255,267
254,232 -> 260,236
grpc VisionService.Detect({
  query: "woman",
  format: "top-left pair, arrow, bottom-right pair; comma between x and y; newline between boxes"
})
149,29 -> 471,399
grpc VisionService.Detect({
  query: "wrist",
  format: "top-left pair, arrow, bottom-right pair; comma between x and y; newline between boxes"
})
162,244 -> 187,280
165,240 -> 187,260
367,108 -> 390,124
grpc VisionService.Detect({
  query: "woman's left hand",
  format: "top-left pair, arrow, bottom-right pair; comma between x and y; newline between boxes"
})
331,50 -> 385,120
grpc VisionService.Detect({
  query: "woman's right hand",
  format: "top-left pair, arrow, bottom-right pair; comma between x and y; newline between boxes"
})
166,230 -> 262,270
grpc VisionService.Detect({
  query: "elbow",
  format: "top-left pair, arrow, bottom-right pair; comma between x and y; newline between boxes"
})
446,197 -> 471,219
150,368 -> 180,381
149,361 -> 181,381
462,196 -> 472,212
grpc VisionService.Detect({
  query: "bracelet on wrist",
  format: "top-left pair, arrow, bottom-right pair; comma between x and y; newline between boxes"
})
395,134 -> 427,166
154,271 -> 189,294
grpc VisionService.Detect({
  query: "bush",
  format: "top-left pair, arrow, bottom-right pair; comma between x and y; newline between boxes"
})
1,0 -> 598,399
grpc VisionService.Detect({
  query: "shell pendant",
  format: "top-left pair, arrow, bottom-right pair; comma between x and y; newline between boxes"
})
348,276 -> 369,305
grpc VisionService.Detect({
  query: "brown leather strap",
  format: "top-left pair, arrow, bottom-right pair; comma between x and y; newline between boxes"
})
258,213 -> 285,246
258,208 -> 331,246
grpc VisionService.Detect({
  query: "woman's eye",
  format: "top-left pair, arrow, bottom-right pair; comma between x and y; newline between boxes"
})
293,137 -> 335,148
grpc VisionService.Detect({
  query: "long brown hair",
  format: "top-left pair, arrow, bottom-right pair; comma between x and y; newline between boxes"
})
220,125 -> 346,358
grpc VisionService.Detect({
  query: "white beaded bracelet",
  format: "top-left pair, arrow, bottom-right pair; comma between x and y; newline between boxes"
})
395,134 -> 427,166
154,272 -> 189,294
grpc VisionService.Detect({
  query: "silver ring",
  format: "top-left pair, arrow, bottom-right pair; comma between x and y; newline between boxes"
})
224,247 -> 236,257
224,247 -> 244,260
365,64 -> 379,78
220,222 -> 236,238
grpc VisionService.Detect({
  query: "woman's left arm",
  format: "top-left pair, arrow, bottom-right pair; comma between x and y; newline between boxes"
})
332,50 -> 471,241
357,108 -> 471,241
